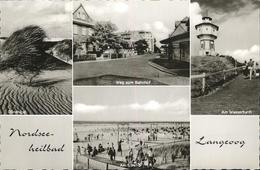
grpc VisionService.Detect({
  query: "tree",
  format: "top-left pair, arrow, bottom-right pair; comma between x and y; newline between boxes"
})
134,39 -> 149,55
154,38 -> 161,54
89,21 -> 127,57
0,25 -> 47,85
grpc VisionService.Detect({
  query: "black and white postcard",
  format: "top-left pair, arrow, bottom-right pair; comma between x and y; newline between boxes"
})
0,0 -> 72,115
0,0 -> 259,169
73,87 -> 190,169
190,0 -> 260,115
73,0 -> 190,86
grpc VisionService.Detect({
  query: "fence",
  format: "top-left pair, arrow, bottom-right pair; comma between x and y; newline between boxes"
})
74,155 -> 124,170
74,139 -> 189,170
74,53 -> 97,61
191,66 -> 245,93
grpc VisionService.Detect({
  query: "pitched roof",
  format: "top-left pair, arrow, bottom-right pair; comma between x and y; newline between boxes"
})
169,17 -> 189,38
73,3 -> 93,22
160,17 -> 189,44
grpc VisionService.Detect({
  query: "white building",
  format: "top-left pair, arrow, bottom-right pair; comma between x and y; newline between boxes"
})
119,31 -> 154,53
195,15 -> 219,56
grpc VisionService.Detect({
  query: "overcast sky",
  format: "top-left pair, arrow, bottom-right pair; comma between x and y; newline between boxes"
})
74,0 -> 189,45
191,0 -> 260,63
0,0 -> 72,39
74,87 -> 190,122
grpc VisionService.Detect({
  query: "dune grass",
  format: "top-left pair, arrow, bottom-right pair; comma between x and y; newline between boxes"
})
0,25 -> 47,84
191,55 -> 237,97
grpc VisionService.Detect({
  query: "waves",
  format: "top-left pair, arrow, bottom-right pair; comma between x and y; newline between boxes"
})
0,83 -> 72,115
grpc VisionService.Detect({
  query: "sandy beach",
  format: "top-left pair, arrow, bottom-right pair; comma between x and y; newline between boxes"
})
74,122 -> 190,170
0,68 -> 72,115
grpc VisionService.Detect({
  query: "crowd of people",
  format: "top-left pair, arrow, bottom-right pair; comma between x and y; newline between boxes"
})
123,141 -> 156,168
243,59 -> 260,80
74,123 -> 190,169
74,132 -> 104,142
76,142 -> 117,159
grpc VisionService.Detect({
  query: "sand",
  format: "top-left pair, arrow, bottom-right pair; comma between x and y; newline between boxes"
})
0,69 -> 72,115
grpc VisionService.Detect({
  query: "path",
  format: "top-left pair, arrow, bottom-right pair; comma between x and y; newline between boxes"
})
73,54 -> 188,85
76,155 -> 176,170
192,75 -> 259,115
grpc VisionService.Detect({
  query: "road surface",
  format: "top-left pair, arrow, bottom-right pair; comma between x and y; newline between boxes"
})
73,54 -> 189,85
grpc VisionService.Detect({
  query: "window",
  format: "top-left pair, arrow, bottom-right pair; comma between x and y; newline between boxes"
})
210,41 -> 214,49
200,41 -> 204,49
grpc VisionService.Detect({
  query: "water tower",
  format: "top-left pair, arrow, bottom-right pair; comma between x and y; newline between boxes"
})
195,13 -> 219,56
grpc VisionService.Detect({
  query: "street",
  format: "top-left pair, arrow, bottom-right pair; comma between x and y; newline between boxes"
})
73,54 -> 189,85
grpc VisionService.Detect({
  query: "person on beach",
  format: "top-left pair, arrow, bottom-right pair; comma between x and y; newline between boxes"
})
92,147 -> 98,157
112,146 -> 116,160
87,144 -> 92,155
243,60 -> 249,78
77,145 -> 81,155
253,61 -> 257,78
106,142 -> 110,153
98,143 -> 105,153
83,147 -> 87,155
74,133 -> 79,142
128,148 -> 134,166
136,147 -> 145,167
248,59 -> 254,80
125,156 -> 129,167
147,148 -> 155,169
118,139 -> 123,156
171,152 -> 177,163
108,147 -> 113,160
255,62 -> 260,78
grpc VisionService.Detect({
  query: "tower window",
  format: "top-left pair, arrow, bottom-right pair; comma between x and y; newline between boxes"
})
200,41 -> 205,49
210,41 -> 214,50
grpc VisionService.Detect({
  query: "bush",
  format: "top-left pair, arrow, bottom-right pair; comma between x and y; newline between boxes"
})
73,54 -> 96,61
0,25 -> 47,85
111,53 -> 117,59
191,56 -> 238,97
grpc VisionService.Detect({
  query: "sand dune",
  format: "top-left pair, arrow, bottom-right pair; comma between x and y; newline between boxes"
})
0,69 -> 72,115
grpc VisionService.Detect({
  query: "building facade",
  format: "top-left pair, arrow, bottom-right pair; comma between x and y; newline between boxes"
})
160,17 -> 190,62
195,15 -> 219,56
73,4 -> 95,58
119,31 -> 154,53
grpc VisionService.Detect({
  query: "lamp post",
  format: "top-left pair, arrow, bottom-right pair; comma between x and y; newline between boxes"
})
108,46 -> 111,59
